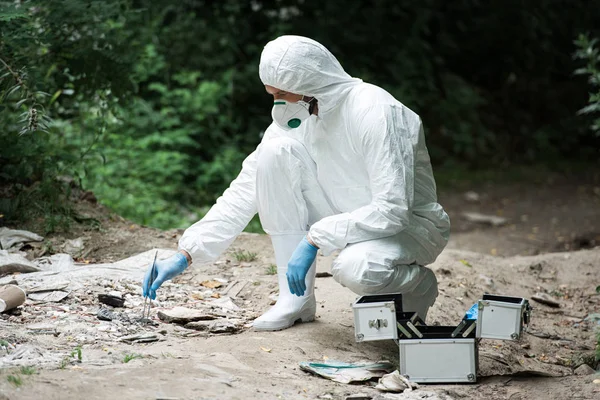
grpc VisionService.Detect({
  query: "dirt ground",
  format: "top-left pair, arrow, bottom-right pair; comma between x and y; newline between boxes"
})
0,171 -> 599,400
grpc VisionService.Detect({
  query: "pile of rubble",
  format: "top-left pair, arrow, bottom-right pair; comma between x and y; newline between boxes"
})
0,228 -> 254,370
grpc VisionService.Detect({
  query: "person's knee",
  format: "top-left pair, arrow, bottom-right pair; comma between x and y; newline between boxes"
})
257,136 -> 304,171
332,249 -> 395,295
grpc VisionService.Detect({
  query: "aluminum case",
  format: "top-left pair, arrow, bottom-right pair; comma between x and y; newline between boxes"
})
476,294 -> 531,340
352,294 -> 402,342
398,325 -> 478,383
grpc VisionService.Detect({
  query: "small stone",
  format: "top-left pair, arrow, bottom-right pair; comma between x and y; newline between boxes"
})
574,364 -> 596,375
98,294 -> 125,307
464,191 -> 480,202
184,321 -> 212,331
462,211 -> 507,227
157,307 -> 217,324
28,290 -> 70,303
209,320 -> 239,334
345,394 -> 372,400
531,292 -> 561,308
479,274 -> 494,288
119,333 -> 159,343
26,323 -> 56,333
97,307 -> 115,321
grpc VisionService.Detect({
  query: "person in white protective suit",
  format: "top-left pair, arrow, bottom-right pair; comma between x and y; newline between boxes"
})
143,35 -> 450,331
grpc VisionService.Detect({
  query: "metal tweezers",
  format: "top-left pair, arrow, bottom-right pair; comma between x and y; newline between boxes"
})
141,250 -> 158,322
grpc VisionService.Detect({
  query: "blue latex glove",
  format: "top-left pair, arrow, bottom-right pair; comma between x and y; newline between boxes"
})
142,252 -> 188,300
287,237 -> 318,296
464,303 -> 479,320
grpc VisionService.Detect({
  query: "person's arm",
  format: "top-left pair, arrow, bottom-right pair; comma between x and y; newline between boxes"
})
178,129 -> 276,263
309,104 -> 418,255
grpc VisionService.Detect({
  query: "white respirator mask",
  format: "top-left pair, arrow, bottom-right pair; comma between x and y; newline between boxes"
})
271,99 -> 313,130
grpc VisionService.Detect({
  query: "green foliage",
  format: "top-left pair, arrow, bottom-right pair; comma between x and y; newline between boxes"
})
73,345 -> 82,362
19,366 -> 36,375
122,353 -> 143,363
0,0 -> 147,230
6,374 -> 22,387
2,0 -> 600,232
574,34 -> 600,136
265,264 -> 277,275
232,250 -> 258,263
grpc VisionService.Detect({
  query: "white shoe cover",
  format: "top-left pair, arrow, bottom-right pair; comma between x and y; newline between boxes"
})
401,267 -> 438,323
253,234 -> 317,331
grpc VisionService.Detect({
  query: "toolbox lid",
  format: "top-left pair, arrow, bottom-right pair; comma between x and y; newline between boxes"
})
481,294 -> 526,304
353,293 -> 403,312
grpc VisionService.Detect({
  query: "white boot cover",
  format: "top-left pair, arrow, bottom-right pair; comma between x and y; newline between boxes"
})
253,234 -> 316,331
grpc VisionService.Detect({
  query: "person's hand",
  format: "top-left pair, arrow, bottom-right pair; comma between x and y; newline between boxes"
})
142,252 -> 189,300
286,236 -> 318,296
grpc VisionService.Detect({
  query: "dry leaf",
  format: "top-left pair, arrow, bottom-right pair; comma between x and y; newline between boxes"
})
211,293 -> 221,299
201,280 -> 223,289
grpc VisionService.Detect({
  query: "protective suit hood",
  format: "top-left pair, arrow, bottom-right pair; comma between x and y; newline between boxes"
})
259,35 -> 362,116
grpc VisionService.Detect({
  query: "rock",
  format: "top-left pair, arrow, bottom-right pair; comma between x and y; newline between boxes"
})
98,293 -> 125,307
26,323 -> 57,334
0,250 -> 41,276
222,280 -> 247,298
268,293 -> 278,305
157,306 -> 219,324
97,307 -> 115,321
464,191 -> 480,202
461,212 -> 507,227
35,253 -> 75,272
345,394 -> 372,400
211,296 -> 242,312
28,290 -> 70,303
0,227 -> 43,250
184,321 -> 213,331
574,364 -> 596,375
23,281 -> 70,293
531,292 -> 561,308
208,320 -> 239,334
119,333 -> 159,343
61,237 -> 85,257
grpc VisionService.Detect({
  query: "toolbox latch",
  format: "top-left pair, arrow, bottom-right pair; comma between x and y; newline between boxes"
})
368,319 -> 388,330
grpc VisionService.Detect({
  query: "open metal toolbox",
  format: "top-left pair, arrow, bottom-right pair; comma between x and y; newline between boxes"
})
351,293 -> 532,383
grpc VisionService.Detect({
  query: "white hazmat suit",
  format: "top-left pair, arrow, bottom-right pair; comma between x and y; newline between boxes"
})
179,36 -> 450,331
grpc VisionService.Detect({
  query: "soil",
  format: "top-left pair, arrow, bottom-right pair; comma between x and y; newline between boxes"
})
0,170 -> 599,400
